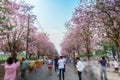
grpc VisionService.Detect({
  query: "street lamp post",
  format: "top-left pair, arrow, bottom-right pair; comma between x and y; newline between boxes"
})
26,14 -> 30,59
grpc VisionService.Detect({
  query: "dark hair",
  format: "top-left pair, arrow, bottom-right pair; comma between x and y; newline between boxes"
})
48,56 -> 52,59
76,57 -> 80,60
6,57 -> 14,65
12,57 -> 18,63
22,57 -> 25,61
102,56 -> 105,60
60,56 -> 63,59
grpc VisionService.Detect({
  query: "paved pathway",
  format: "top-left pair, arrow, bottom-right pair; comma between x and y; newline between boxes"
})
17,62 -> 120,80
18,64 -> 78,80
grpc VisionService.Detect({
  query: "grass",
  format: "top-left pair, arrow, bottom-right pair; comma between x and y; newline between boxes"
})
0,61 -> 5,64
0,54 -> 25,64
0,55 -> 9,61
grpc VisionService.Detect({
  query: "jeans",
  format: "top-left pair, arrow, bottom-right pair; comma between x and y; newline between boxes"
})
54,65 -> 58,72
59,68 -> 65,80
64,65 -> 66,72
100,66 -> 107,80
78,71 -> 82,80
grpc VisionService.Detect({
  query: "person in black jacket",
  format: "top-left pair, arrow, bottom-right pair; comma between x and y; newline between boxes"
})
54,56 -> 59,72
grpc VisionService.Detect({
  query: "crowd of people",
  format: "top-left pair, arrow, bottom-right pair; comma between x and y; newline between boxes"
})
4,56 -> 42,80
3,55 -> 120,80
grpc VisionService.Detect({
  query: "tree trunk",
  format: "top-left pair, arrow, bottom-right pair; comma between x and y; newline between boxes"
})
112,46 -> 116,59
86,44 -> 90,60
11,52 -> 17,59
117,46 -> 120,62
115,41 -> 120,62
38,54 -> 40,59
77,51 -> 80,57
7,34 -> 10,50
26,53 -> 28,59
29,54 -> 32,59
42,55 -> 44,64
73,53 -> 75,59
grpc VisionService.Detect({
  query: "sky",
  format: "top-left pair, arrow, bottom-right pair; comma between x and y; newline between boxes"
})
25,0 -> 79,54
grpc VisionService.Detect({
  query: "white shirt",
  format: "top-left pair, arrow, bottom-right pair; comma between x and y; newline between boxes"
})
76,61 -> 85,72
113,61 -> 119,68
58,59 -> 65,69
47,60 -> 52,64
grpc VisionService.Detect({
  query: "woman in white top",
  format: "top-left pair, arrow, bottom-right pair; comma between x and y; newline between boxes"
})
76,57 -> 85,80
47,57 -> 53,75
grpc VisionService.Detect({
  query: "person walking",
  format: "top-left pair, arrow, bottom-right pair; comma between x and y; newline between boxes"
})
20,58 -> 29,80
47,56 -> 53,75
76,57 -> 85,80
99,56 -> 107,80
63,56 -> 67,72
4,57 -> 20,80
73,58 -> 77,74
54,56 -> 59,72
58,56 -> 65,80
113,59 -> 119,73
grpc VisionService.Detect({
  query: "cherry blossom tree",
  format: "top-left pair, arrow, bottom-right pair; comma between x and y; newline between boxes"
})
27,30 -> 56,59
95,0 -> 120,61
0,0 -> 56,58
0,0 -> 35,57
61,3 -> 103,60
61,0 -> 120,61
